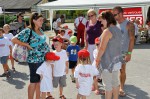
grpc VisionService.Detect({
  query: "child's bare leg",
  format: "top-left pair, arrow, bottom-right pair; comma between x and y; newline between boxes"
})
41,92 -> 46,99
3,64 -> 9,73
59,86 -> 63,96
82,95 -> 86,99
77,93 -> 81,99
10,57 -> 15,69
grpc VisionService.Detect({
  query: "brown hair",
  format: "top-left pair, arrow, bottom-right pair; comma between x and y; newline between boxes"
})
77,57 -> 91,65
100,10 -> 117,27
29,12 -> 43,31
17,12 -> 24,18
113,6 -> 124,13
0,28 -> 4,33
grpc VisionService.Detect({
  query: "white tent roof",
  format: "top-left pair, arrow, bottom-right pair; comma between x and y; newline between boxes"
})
38,0 -> 150,10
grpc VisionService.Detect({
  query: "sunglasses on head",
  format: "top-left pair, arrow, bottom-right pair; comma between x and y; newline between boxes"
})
113,12 -> 120,17
96,44 -> 99,46
33,13 -> 39,20
88,14 -> 94,18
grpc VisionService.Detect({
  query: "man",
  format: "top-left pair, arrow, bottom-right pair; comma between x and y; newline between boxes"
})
74,14 -> 87,47
112,6 -> 135,97
54,15 -> 64,35
11,12 -> 27,36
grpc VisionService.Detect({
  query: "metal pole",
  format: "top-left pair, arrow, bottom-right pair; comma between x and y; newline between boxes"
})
3,6 -> 5,24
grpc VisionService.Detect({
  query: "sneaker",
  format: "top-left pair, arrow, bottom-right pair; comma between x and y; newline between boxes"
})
0,73 -> 7,77
6,71 -> 11,78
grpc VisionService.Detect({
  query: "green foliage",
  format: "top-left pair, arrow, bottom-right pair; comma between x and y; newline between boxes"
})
56,10 -> 87,22
0,14 -> 16,27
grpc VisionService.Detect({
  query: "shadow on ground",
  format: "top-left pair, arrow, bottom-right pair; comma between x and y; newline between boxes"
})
99,84 -> 150,99
2,70 -> 29,89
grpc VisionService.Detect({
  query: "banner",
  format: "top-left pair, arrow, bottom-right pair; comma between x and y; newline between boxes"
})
99,7 -> 143,24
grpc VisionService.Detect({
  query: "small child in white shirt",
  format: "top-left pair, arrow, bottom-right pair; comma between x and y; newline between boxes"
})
3,24 -> 15,71
36,52 -> 60,99
74,49 -> 99,99
0,28 -> 12,78
52,37 -> 69,99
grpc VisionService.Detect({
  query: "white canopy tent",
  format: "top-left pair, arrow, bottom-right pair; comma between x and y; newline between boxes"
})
37,0 -> 150,31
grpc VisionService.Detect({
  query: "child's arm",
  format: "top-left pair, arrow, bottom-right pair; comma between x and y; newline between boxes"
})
65,61 -> 69,74
51,64 -> 54,79
9,45 -> 12,56
75,78 -> 79,89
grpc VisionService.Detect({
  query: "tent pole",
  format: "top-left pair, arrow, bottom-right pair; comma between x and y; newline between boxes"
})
49,9 -> 53,32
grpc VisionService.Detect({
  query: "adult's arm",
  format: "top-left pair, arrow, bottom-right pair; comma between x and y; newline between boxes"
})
84,29 -> 88,49
95,29 -> 112,67
125,22 -> 135,62
11,37 -> 32,50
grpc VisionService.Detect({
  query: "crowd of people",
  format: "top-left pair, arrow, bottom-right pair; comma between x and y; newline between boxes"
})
0,6 -> 150,99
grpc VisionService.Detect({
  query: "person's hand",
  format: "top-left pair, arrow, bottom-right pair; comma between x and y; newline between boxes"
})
25,43 -> 33,50
76,82 -> 80,89
84,45 -> 88,50
65,68 -> 69,74
125,54 -> 131,62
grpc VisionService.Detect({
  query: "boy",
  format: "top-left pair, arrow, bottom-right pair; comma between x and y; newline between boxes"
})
52,37 -> 69,99
66,36 -> 80,83
0,28 -> 12,78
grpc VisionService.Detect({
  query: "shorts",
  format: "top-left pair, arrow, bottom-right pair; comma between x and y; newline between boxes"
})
101,70 -> 119,91
28,62 -> 43,83
53,75 -> 66,88
69,61 -> 77,69
0,56 -> 8,64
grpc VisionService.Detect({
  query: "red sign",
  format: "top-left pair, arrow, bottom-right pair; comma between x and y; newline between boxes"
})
99,7 -> 143,24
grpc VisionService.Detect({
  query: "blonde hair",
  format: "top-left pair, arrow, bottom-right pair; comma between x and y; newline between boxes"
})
87,9 -> 96,16
77,57 -> 91,65
3,24 -> 10,31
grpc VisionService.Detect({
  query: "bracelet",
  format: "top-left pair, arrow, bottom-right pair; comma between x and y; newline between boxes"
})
127,52 -> 132,55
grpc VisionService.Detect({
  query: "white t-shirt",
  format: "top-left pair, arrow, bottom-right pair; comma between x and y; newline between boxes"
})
3,33 -> 14,47
92,49 -> 98,67
134,23 -> 139,36
0,37 -> 11,57
53,50 -> 68,77
74,17 -> 87,27
74,64 -> 99,96
64,29 -> 71,40
56,18 -> 61,30
36,61 -> 53,92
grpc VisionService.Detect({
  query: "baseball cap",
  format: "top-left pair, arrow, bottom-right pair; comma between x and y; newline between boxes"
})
95,37 -> 100,44
70,36 -> 77,43
45,52 -> 60,60
78,49 -> 90,58
68,30 -> 72,34
52,37 -> 63,43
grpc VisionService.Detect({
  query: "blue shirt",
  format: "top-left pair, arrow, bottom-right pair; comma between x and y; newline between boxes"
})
66,45 -> 80,61
16,28 -> 50,63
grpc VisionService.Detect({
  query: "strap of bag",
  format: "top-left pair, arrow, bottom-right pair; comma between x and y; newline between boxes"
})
27,29 -> 32,44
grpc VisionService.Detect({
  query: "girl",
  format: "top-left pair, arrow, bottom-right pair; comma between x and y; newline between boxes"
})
74,49 -> 99,99
36,52 -> 60,99
3,24 -> 15,71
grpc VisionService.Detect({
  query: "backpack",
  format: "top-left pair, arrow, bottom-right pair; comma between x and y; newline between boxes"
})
77,18 -> 85,31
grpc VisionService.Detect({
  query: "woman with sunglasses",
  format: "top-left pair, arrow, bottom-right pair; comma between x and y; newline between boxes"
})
84,9 -> 103,63
12,12 -> 50,99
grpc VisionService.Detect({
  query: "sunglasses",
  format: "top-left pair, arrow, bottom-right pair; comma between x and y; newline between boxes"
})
21,16 -> 24,17
113,13 -> 120,17
88,14 -> 94,18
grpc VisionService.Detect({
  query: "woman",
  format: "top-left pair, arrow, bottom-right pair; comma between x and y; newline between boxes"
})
95,11 -> 122,99
12,12 -> 50,99
84,9 -> 103,63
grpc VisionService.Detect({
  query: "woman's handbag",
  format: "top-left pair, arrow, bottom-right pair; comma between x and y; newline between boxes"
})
12,29 -> 32,62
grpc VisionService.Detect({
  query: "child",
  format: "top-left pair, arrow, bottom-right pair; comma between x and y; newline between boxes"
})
36,52 -> 60,99
92,37 -> 103,95
0,28 -> 12,78
66,36 -> 80,83
52,37 -> 69,99
3,24 -> 15,71
74,49 -> 99,99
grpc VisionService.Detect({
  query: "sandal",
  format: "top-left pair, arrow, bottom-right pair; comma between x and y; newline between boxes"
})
94,90 -> 100,95
99,90 -> 105,95
46,95 -> 55,99
59,95 -> 66,99
119,91 -> 126,97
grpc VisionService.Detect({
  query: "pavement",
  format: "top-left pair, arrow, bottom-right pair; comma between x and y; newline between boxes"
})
0,23 -> 150,99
